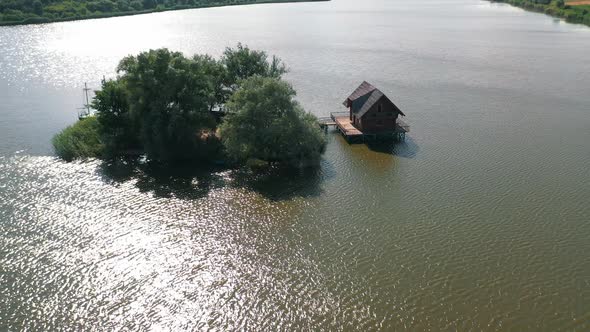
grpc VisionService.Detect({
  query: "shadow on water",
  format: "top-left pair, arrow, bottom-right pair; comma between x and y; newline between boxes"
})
366,136 -> 419,158
97,158 -> 333,201
97,158 -> 228,200
231,163 -> 331,201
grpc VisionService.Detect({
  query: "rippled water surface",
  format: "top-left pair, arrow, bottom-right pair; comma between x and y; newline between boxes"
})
1,0 -> 590,330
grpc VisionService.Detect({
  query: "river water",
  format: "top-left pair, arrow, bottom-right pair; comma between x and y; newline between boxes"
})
1,0 -> 589,330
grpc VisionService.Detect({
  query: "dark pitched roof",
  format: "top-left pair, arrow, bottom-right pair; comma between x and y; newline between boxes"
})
343,81 -> 376,105
343,81 -> 405,117
356,89 -> 384,117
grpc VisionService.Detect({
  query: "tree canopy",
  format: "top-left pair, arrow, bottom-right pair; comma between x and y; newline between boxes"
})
219,76 -> 326,166
92,78 -> 137,157
208,43 -> 289,111
222,43 -> 288,91
116,48 -> 219,162
53,45 -> 326,167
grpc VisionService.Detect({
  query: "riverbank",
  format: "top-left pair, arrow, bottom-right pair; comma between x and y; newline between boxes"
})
0,0 -> 327,27
490,0 -> 590,27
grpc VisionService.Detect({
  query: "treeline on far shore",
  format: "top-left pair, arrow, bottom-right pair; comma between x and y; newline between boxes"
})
52,44 -> 327,168
0,0 -> 326,26
491,0 -> 590,26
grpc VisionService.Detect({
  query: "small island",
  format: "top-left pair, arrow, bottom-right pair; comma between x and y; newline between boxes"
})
52,44 -> 327,168
490,0 -> 590,26
0,0 -> 327,26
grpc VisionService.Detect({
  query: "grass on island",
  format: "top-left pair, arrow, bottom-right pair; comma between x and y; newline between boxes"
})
0,0 -> 327,26
492,0 -> 590,26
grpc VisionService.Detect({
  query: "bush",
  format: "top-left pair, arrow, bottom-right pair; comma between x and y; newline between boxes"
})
219,76 -> 326,167
52,117 -> 104,161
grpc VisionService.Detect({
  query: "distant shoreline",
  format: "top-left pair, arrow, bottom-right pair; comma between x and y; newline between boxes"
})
489,0 -> 590,27
0,0 -> 329,27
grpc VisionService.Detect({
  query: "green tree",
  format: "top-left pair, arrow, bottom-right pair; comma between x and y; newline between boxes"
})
32,0 -> 43,16
191,54 -> 227,112
219,76 -> 326,167
92,78 -> 139,157
221,43 -> 287,92
116,48 -> 220,162
130,0 -> 143,10
142,0 -> 156,9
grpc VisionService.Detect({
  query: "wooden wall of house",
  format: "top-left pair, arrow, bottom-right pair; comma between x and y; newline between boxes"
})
359,96 -> 399,133
348,103 -> 362,128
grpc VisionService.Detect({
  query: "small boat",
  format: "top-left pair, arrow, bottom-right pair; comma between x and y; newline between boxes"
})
77,82 -> 94,120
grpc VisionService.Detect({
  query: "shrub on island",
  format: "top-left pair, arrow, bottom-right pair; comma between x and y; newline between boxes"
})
52,116 -> 103,161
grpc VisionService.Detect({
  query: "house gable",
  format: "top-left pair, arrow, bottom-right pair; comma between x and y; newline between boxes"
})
345,82 -> 405,118
357,95 -> 402,133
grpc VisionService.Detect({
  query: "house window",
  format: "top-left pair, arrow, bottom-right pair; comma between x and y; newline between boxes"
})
378,104 -> 382,113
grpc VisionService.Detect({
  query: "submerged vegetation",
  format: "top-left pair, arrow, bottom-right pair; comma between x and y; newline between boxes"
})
491,0 -> 590,26
0,0 -> 326,26
52,44 -> 326,168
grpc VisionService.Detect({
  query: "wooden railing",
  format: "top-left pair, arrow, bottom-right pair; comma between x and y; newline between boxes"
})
330,112 -> 349,121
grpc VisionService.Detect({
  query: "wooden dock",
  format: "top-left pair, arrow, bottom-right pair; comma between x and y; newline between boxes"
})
317,117 -> 336,129
333,115 -> 363,137
319,112 -> 408,143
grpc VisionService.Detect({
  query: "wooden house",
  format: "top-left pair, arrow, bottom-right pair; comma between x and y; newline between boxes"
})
343,81 -> 405,133
327,81 -> 408,142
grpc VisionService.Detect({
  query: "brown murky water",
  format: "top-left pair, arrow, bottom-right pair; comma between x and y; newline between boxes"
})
1,0 -> 590,330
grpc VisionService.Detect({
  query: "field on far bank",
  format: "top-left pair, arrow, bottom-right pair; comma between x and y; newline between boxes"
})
566,0 -> 590,4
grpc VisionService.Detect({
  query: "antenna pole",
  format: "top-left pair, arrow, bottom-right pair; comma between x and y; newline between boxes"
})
84,82 -> 91,114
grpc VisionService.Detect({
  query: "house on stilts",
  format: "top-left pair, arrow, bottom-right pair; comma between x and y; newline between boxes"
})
320,81 -> 409,143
